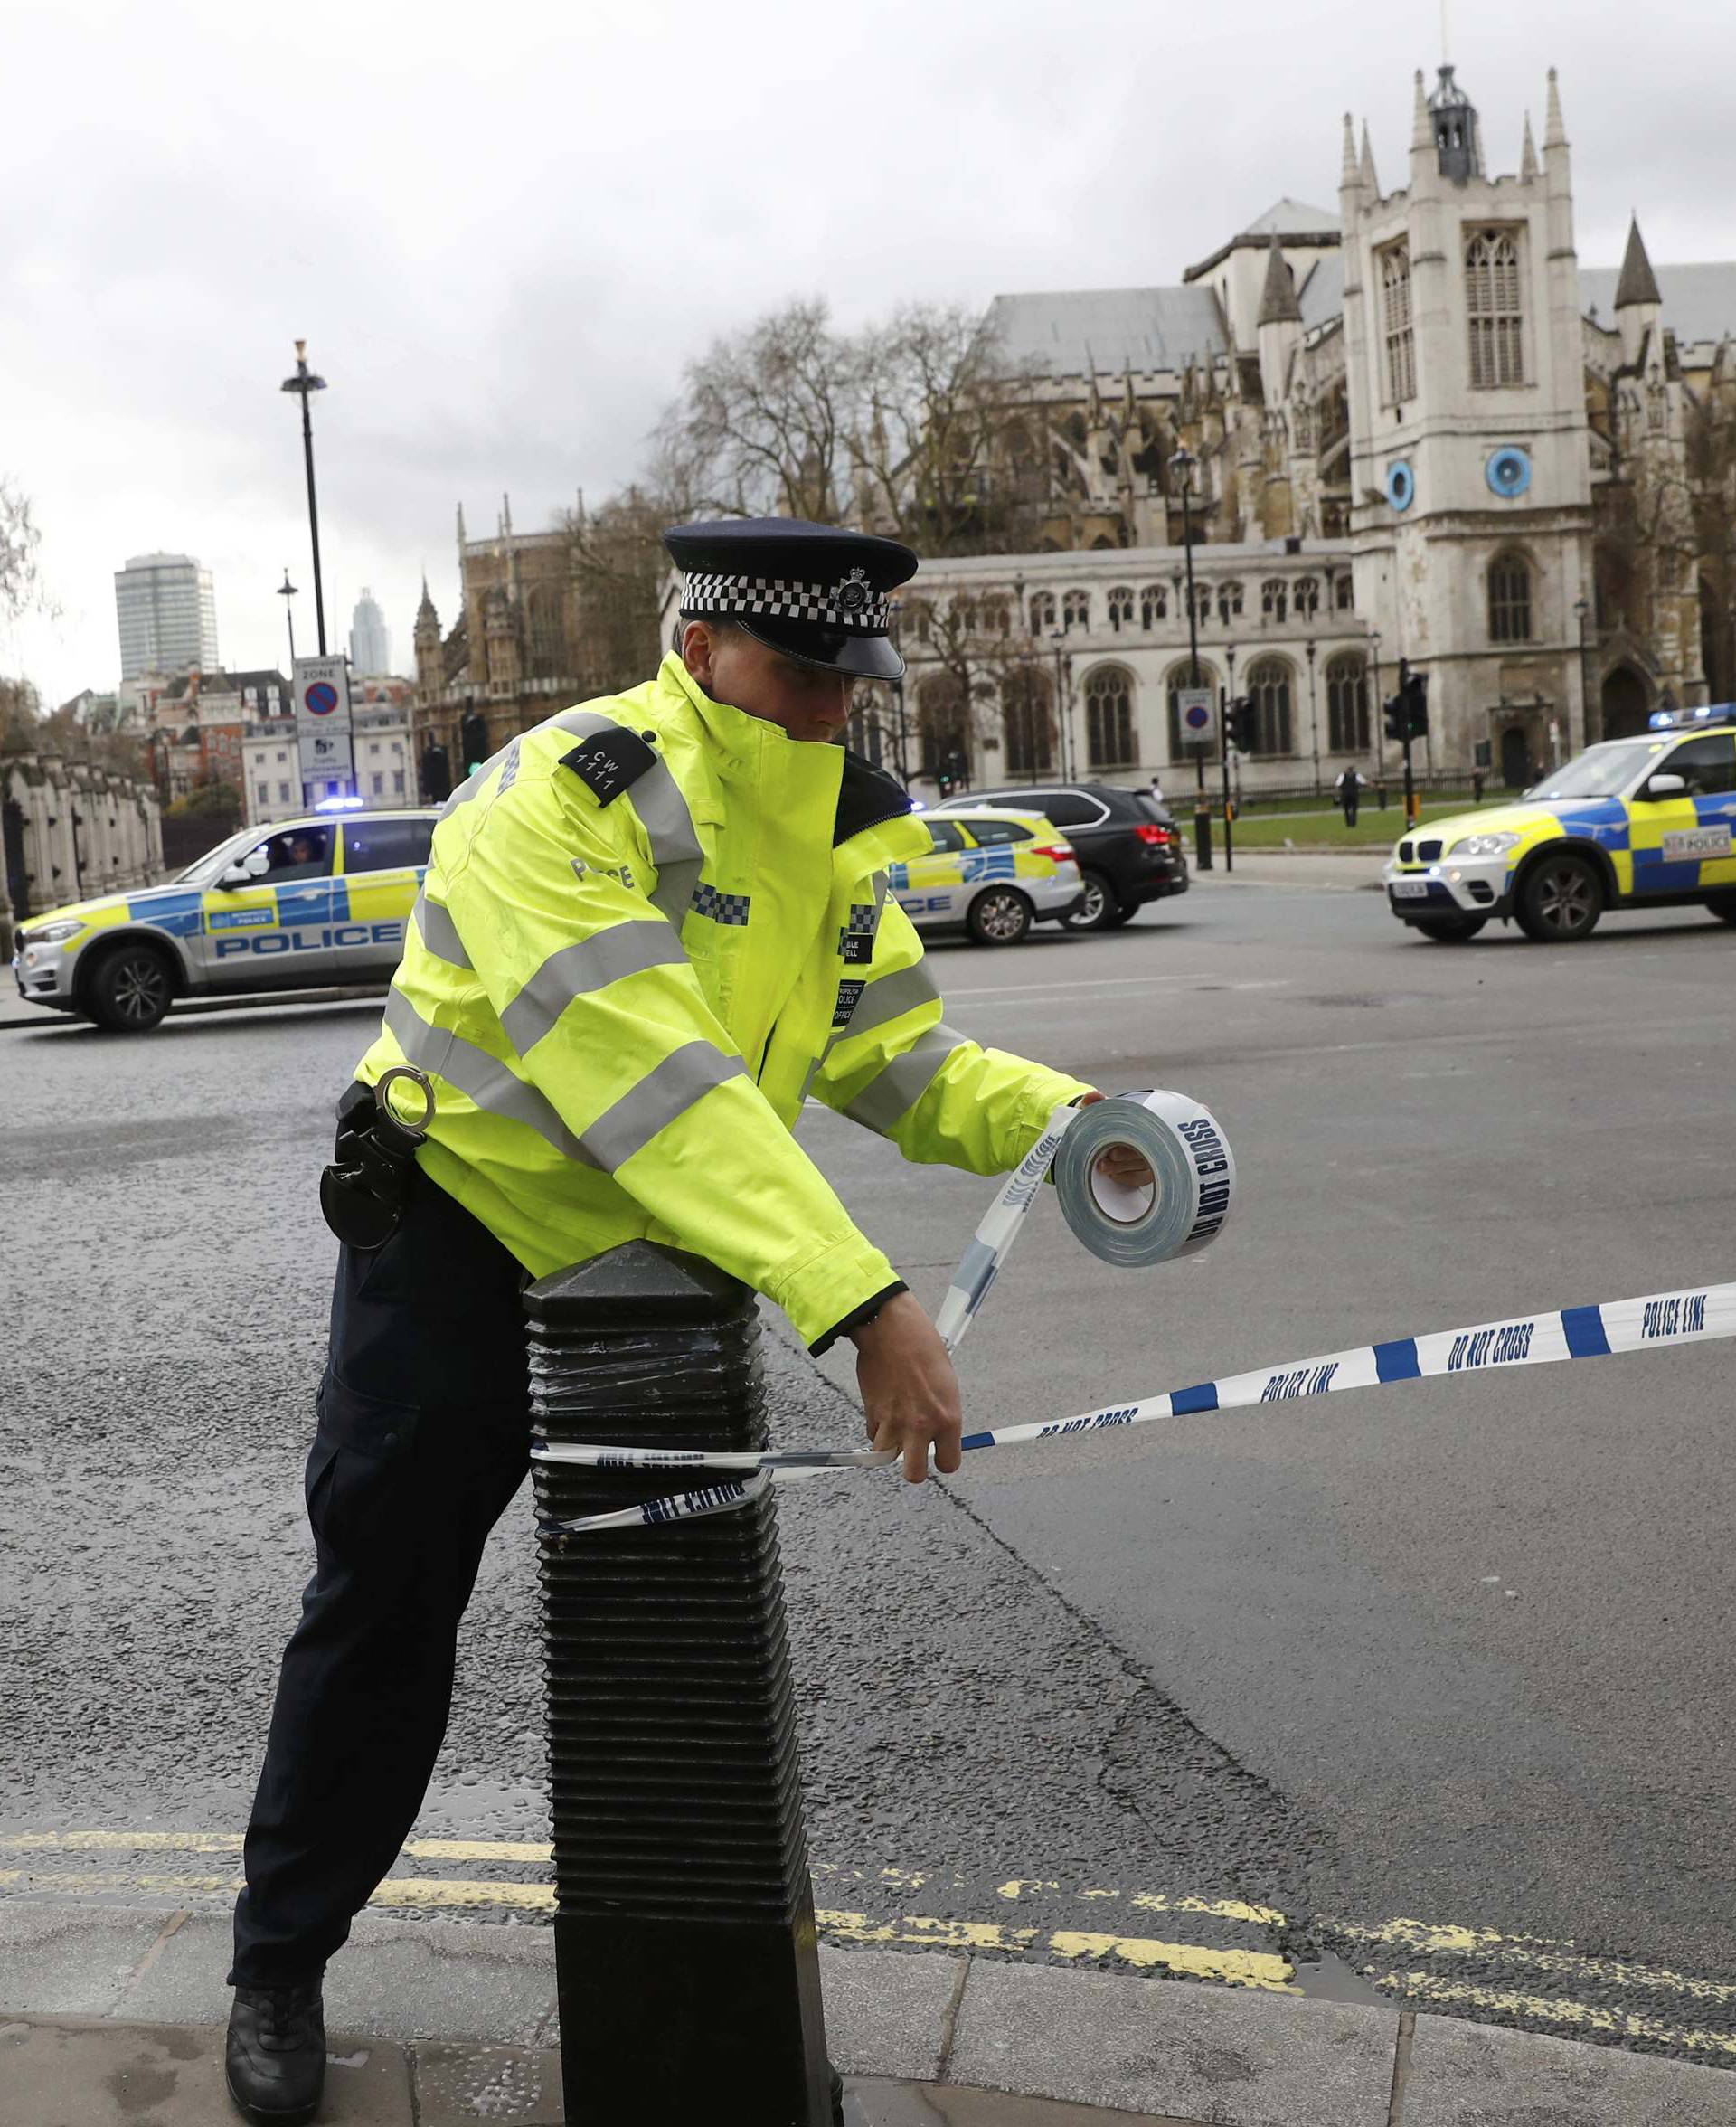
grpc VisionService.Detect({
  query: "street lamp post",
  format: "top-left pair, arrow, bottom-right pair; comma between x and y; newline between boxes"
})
1169,447 -> 1211,870
1306,639 -> 1320,796
277,569 -> 299,668
279,339 -> 329,656
1050,629 -> 1072,781
1369,629 -> 1384,798
1574,595 -> 1594,750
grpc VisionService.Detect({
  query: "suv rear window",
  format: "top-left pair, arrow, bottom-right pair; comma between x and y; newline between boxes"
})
344,818 -> 435,873
1027,792 -> 1106,827
966,818 -> 1034,845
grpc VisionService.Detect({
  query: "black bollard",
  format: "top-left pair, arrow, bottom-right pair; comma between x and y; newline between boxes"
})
525,1242 -> 835,2127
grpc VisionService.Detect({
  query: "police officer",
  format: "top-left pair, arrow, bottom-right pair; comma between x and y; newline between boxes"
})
225,518 -> 1147,2125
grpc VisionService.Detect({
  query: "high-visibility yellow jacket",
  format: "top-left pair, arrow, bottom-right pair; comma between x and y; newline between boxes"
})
357,653 -> 1090,1349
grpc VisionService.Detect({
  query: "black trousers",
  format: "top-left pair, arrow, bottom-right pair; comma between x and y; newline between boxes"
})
230,1168 -> 532,1986
1343,793 -> 1360,827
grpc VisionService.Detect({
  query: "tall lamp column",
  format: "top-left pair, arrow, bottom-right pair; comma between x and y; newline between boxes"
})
1170,447 -> 1211,870
277,569 -> 299,667
279,339 -> 329,656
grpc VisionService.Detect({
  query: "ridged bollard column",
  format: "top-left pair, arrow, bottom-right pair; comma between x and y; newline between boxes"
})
524,1241 -> 835,2127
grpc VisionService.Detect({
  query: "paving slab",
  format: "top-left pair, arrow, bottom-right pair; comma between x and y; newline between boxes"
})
410,2038 -> 564,2123
0,2015 -> 413,2125
819,1943 -> 967,2083
948,1963 -> 1399,2127
0,1900 -> 180,2016
1401,2008 -> 1736,2126
116,1910 -> 557,2046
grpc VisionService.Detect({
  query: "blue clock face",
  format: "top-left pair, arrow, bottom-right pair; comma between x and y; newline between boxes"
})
1486,446 -> 1533,499
1385,461 -> 1415,512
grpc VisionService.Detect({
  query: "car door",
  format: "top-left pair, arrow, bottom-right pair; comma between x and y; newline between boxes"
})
891,817 -> 969,924
196,823 -> 337,989
335,814 -> 437,978
1628,733 -> 1736,895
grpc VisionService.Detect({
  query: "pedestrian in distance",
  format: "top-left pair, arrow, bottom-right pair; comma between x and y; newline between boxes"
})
1335,765 -> 1365,829
1147,771 -> 1166,807
223,517 -> 1156,2127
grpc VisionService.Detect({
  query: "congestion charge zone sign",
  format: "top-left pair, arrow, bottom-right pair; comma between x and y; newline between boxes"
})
293,654 -> 354,786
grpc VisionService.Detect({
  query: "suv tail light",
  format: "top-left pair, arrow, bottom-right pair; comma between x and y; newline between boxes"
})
1033,842 -> 1074,863
1134,823 -> 1175,846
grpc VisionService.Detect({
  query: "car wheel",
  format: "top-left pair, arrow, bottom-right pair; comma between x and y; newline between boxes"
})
1705,891 -> 1736,926
1515,851 -> 1604,942
1061,869 -> 1118,931
85,941 -> 175,1031
1411,915 -> 1487,942
967,885 -> 1033,946
1103,901 -> 1138,928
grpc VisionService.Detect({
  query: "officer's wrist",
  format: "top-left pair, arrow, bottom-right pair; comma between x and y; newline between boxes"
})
812,1281 -> 909,1357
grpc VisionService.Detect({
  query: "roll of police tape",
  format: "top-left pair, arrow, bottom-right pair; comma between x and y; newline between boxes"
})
539,1276 -> 1736,1536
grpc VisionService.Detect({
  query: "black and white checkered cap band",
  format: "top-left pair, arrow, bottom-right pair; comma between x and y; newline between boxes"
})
681,571 -> 892,632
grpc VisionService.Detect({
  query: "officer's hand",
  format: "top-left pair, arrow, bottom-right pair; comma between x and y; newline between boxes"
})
1078,1089 -> 1156,1191
848,1292 -> 963,1485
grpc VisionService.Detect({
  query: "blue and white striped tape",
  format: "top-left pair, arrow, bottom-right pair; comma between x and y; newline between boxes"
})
533,1093 -> 1733,1537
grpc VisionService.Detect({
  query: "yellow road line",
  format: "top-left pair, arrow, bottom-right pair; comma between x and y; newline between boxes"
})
1373,1971 -> 1736,2062
1336,1917 -> 1736,2008
1049,1932 -> 1295,1991
0,1830 -> 552,1865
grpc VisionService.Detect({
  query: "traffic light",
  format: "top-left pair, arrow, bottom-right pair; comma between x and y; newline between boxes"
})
420,742 -> 451,804
459,712 -> 490,776
1383,660 -> 1429,744
1225,696 -> 1258,752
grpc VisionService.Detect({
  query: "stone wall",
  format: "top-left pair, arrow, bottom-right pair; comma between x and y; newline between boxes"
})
0,752 -> 164,955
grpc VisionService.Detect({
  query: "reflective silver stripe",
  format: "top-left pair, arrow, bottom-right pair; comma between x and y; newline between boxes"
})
499,922 -> 688,1055
384,988 -> 598,1167
633,763 -> 705,926
552,707 -> 618,741
412,891 -> 472,970
801,960 -> 941,1101
443,709 -> 614,821
582,1040 -> 744,1170
843,1023 -> 970,1134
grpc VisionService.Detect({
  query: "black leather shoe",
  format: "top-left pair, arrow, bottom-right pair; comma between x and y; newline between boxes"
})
225,1982 -> 326,2125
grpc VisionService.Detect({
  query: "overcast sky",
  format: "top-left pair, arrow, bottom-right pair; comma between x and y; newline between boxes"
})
5,0 -> 1734,706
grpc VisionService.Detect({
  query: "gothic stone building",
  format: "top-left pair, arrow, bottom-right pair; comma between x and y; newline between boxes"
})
889,65 -> 1736,801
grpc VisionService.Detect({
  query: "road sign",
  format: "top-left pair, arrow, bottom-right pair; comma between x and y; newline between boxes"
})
293,655 -> 354,796
1177,688 -> 1217,748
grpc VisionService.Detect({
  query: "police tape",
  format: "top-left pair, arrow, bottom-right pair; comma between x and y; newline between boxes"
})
531,1092 -> 1733,1538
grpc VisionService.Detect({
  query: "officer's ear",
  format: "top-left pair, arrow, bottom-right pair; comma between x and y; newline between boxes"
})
681,619 -> 723,691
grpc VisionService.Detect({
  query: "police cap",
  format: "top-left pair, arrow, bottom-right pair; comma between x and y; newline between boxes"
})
665,516 -> 919,681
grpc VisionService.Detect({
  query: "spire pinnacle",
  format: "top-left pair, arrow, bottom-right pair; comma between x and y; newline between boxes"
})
1258,234 -> 1303,326
1543,66 -> 1566,149
1341,111 -> 1359,187
1411,68 -> 1431,152
1615,213 -> 1662,309
1519,112 -> 1537,181
1360,120 -> 1380,197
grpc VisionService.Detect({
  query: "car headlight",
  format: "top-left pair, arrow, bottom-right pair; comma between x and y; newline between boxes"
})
21,918 -> 85,946
1448,831 -> 1522,858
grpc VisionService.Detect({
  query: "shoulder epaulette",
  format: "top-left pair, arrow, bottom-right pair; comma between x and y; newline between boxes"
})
560,724 -> 659,808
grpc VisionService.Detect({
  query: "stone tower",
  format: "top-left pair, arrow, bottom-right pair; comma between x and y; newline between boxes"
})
413,577 -> 443,707
1341,65 -> 1594,780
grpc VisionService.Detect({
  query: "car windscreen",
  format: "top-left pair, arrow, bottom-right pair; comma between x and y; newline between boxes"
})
1527,739 -> 1669,801
175,827 -> 259,885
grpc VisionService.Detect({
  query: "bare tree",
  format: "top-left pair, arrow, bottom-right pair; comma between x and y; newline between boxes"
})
1,478 -> 42,625
903,586 -> 1052,784
556,485 -> 674,695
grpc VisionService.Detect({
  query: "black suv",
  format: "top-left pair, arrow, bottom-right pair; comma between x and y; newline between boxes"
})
936,782 -> 1188,931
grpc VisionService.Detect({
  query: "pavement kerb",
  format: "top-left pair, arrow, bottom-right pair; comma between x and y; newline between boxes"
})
5,1899 -> 1736,2125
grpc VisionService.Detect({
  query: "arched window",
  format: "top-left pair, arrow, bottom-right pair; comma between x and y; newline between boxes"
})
978,594 -> 1013,638
1260,579 -> 1288,624
1326,655 -> 1369,752
1002,666 -> 1053,776
524,586 -> 565,678
1466,230 -> 1524,388
1335,572 -> 1354,611
1244,657 -> 1294,755
917,672 -> 969,780
1139,582 -> 1168,629
1488,553 -> 1533,642
1165,660 -> 1220,758
1062,589 -> 1090,631
1028,590 -> 1057,632
1084,666 -> 1136,769
1293,576 -> 1320,620
906,599 -> 934,644
848,693 -> 888,768
1191,581 -> 1212,627
1107,585 -> 1135,632
1216,580 -> 1244,625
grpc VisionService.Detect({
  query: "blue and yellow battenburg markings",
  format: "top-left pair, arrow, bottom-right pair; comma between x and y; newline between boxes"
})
111,870 -> 426,959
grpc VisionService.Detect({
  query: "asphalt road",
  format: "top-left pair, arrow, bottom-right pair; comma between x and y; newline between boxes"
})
5,875 -> 1734,2057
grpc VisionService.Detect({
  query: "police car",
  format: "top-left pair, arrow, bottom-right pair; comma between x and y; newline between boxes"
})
890,807 -> 1082,945
11,808 -> 436,1030
1382,708 -> 1736,943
